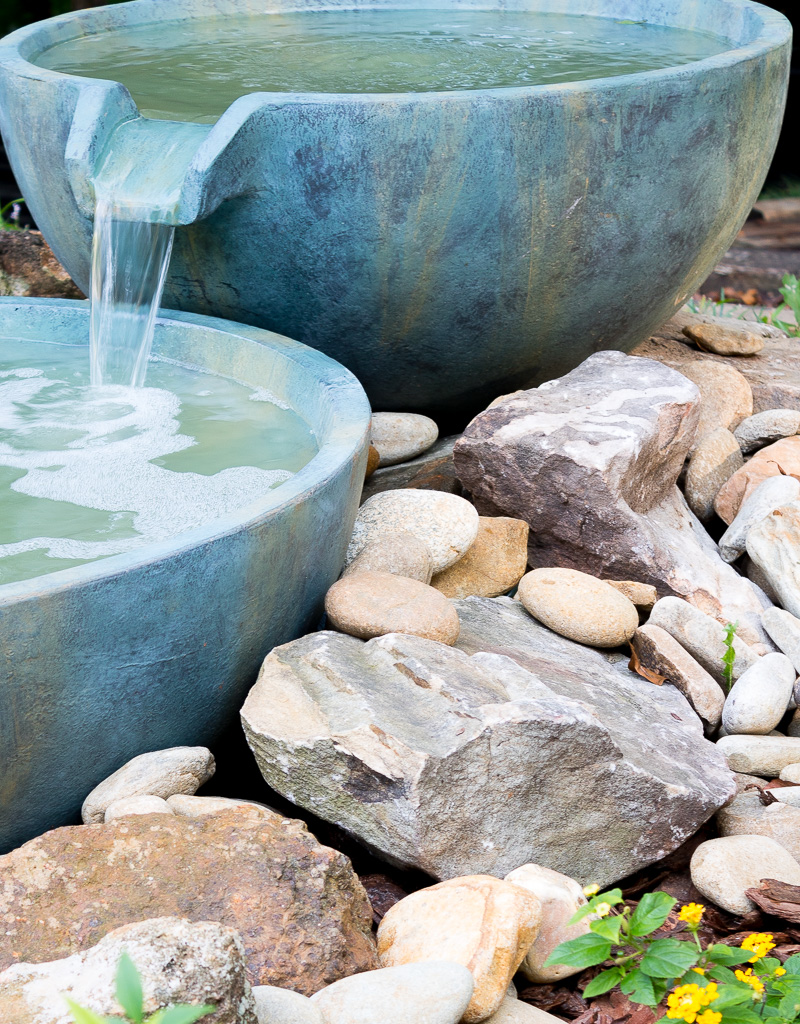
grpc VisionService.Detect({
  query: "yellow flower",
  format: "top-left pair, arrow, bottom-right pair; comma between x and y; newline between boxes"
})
776,967 -> 787,977
678,903 -> 705,928
583,884 -> 600,897
692,968 -> 706,976
741,933 -> 776,963
666,983 -> 719,1022
594,902 -> 612,918
735,968 -> 765,995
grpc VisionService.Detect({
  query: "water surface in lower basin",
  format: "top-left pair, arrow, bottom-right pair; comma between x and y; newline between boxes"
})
0,339 -> 318,585
36,9 -> 729,123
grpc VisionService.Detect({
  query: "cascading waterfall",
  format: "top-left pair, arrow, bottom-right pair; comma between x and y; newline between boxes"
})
87,118 -> 211,386
89,198 -> 175,386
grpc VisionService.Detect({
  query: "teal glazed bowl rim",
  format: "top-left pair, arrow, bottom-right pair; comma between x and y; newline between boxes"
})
0,297 -> 371,603
0,0 -> 792,111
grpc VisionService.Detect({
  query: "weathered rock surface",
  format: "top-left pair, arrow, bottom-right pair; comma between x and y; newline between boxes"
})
722,653 -> 796,736
716,438 -> 800,524
735,409 -> 800,454
676,360 -> 753,443
325,571 -> 460,644
629,625 -> 724,732
252,986 -> 323,1024
361,436 -> 461,502
81,746 -> 215,824
683,321 -> 765,357
0,229 -> 83,299
342,531 -> 433,584
719,476 -> 800,562
431,517 -> 529,599
453,351 -> 770,645
717,790 -> 800,861
748,504 -> 800,617
0,917 -> 257,1024
310,963 -> 474,1024
166,794 -> 279,820
684,428 -> 743,523
104,795 -> 174,820
370,412 -> 439,467
503,865 -> 589,983
690,836 -> 800,914
243,598 -> 735,885
376,876 -> 540,1023
484,997 -> 565,1024
633,312 -> 800,416
365,444 -> 380,478
348,490 -> 479,573
762,608 -> 800,673
648,597 -> 761,686
0,813 -> 377,992
517,568 -> 638,648
605,581 -> 658,611
782,764 -> 800,783
716,734 -> 800,776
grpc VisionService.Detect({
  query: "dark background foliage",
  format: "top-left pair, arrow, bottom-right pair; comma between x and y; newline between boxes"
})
0,0 -> 797,223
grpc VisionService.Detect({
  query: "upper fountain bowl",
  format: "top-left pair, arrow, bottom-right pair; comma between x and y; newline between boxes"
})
0,0 -> 792,418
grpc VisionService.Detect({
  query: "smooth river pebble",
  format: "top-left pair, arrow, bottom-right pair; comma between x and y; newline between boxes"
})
722,652 -> 795,735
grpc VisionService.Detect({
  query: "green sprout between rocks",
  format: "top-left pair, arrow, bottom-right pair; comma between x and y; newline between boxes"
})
66,953 -> 214,1024
722,621 -> 738,694
545,889 -> 800,1023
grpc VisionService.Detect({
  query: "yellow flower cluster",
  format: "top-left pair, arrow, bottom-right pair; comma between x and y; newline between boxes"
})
741,933 -> 776,963
735,968 -> 765,995
595,902 -> 612,918
678,903 -> 705,928
583,884 -> 600,897
666,982 -> 719,1023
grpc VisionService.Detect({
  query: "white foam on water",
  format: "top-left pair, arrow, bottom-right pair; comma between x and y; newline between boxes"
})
0,367 -> 291,564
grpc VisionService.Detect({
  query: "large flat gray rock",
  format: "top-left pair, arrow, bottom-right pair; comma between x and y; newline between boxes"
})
453,351 -> 771,646
241,598 -> 735,886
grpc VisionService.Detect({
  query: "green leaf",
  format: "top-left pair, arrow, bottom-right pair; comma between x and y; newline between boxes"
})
639,938 -> 699,978
717,1006 -> 766,1024
707,965 -> 739,984
64,999 -> 118,1024
543,932 -> 612,970
116,953 -> 144,1024
778,982 -> 800,1018
623,971 -> 667,1006
568,889 -> 624,925
589,916 -> 623,944
710,983 -> 758,1010
783,953 -> 800,976
583,967 -> 626,998
628,892 -> 676,937
706,944 -> 755,967
147,1007 -> 215,1024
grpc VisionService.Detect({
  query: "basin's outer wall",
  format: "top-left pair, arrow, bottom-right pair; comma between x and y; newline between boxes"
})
0,1 -> 793,416
0,299 -> 370,854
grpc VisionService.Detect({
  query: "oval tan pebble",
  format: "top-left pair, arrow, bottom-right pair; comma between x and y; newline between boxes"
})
682,322 -> 765,357
325,571 -> 460,644
370,412 -> 439,467
517,568 -> 638,647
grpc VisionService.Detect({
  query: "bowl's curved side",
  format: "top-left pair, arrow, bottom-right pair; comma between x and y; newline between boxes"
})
0,299 -> 370,853
0,0 -> 792,416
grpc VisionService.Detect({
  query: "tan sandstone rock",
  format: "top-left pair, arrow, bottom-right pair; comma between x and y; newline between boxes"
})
690,835 -> 800,914
370,413 -> 439,467
715,437 -> 800,524
325,571 -> 460,644
342,530 -> 433,584
517,568 -> 638,648
747,503 -> 800,618
376,875 -> 542,1023
683,322 -> 765,357
678,360 -> 753,444
605,581 -> 658,612
503,865 -> 590,983
717,791 -> 800,862
0,812 -> 378,993
684,428 -> 743,523
431,517 -> 529,599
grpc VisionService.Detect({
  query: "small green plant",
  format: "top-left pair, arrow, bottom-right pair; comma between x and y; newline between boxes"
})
0,198 -> 25,231
546,889 -> 800,1023
722,621 -> 738,693
66,953 -> 214,1024
772,274 -> 800,335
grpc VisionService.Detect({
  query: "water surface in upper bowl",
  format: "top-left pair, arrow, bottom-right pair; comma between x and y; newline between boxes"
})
0,338 -> 318,585
35,9 -> 730,123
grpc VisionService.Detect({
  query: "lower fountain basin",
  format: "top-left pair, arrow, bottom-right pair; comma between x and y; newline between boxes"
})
0,0 -> 793,418
0,297 -> 370,853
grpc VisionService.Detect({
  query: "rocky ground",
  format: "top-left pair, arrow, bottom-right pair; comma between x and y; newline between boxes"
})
5,235 -> 800,1023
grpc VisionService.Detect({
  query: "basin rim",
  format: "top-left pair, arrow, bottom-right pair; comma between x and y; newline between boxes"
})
0,0 -> 792,111
0,296 -> 371,604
